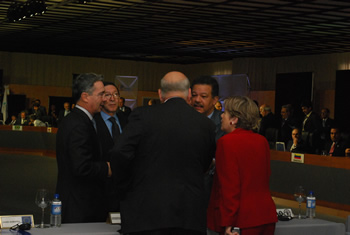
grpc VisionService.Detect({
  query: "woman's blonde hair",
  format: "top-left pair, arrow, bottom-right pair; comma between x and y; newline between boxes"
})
224,96 -> 260,130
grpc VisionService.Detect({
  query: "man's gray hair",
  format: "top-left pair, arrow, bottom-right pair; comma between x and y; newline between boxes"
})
160,76 -> 190,97
72,73 -> 103,104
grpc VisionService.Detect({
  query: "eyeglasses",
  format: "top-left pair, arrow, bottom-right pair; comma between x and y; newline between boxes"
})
104,93 -> 120,99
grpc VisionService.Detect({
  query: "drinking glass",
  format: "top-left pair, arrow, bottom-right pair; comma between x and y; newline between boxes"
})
35,189 -> 50,228
294,185 -> 306,219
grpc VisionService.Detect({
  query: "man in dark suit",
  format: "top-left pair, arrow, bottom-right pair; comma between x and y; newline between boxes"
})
301,100 -> 322,153
57,101 -> 71,127
56,73 -> 112,223
287,128 -> 309,153
279,104 -> 298,145
110,71 -> 216,235
259,104 -> 278,137
190,75 -> 225,142
320,108 -> 335,146
324,127 -> 350,157
94,81 -> 127,212
16,111 -> 29,125
190,75 -> 225,210
28,99 -> 47,117
117,97 -> 132,117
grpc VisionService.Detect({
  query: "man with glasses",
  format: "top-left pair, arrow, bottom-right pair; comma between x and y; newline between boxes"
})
94,81 -> 127,212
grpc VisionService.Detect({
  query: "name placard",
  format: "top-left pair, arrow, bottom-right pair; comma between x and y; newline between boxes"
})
291,153 -> 304,163
108,212 -> 121,224
0,215 -> 34,229
12,125 -> 23,131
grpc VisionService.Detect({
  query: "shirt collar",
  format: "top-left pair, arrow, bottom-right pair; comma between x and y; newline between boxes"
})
75,105 -> 93,121
100,110 -> 118,121
207,110 -> 214,119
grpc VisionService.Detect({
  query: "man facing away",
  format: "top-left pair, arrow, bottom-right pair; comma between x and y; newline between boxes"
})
94,81 -> 127,212
56,73 -> 112,223
110,71 -> 216,235
259,104 -> 278,137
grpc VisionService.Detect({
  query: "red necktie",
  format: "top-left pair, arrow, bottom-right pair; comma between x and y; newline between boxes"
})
329,142 -> 335,156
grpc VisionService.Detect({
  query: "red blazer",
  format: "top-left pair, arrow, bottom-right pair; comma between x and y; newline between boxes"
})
207,128 -> 277,233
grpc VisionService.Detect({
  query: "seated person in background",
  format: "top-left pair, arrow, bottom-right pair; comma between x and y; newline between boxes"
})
287,128 -> 308,153
259,104 -> 278,136
7,114 -> 17,125
324,127 -> 350,157
28,98 -> 47,117
31,103 -> 45,121
16,111 -> 29,126
28,114 -> 46,127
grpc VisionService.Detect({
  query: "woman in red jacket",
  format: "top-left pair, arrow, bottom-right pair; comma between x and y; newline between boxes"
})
207,96 -> 277,235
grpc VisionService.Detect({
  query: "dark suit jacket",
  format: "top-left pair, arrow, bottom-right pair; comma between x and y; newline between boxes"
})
117,105 -> 132,117
320,118 -> 335,141
303,111 -> 322,133
210,109 -> 225,142
324,139 -> 350,157
279,117 -> 298,145
57,109 -> 71,127
15,117 -> 29,126
110,98 -> 216,233
207,128 -> 277,232
286,139 -> 309,153
94,112 -> 127,159
94,111 -> 127,212
56,107 -> 109,223
259,112 -> 278,136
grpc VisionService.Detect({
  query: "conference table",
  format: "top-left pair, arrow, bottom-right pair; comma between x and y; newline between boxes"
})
275,218 -> 345,235
1,219 -> 345,235
0,223 -> 121,235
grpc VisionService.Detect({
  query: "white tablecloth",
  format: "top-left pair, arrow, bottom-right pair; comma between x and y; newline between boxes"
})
1,223 -> 121,235
276,218 -> 345,235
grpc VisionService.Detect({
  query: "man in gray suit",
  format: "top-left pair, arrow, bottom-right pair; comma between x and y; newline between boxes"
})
191,75 -> 225,142
110,71 -> 216,235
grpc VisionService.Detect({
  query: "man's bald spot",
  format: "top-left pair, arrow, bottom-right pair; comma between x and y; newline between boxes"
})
162,71 -> 188,83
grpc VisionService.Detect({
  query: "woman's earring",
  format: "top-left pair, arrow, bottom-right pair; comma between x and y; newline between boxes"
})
230,122 -> 233,125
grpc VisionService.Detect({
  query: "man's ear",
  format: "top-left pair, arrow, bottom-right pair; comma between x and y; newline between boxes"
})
213,96 -> 219,105
158,89 -> 164,103
80,92 -> 89,103
186,88 -> 192,104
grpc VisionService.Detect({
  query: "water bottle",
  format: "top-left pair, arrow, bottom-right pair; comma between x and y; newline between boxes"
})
50,194 -> 62,227
306,191 -> 316,218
